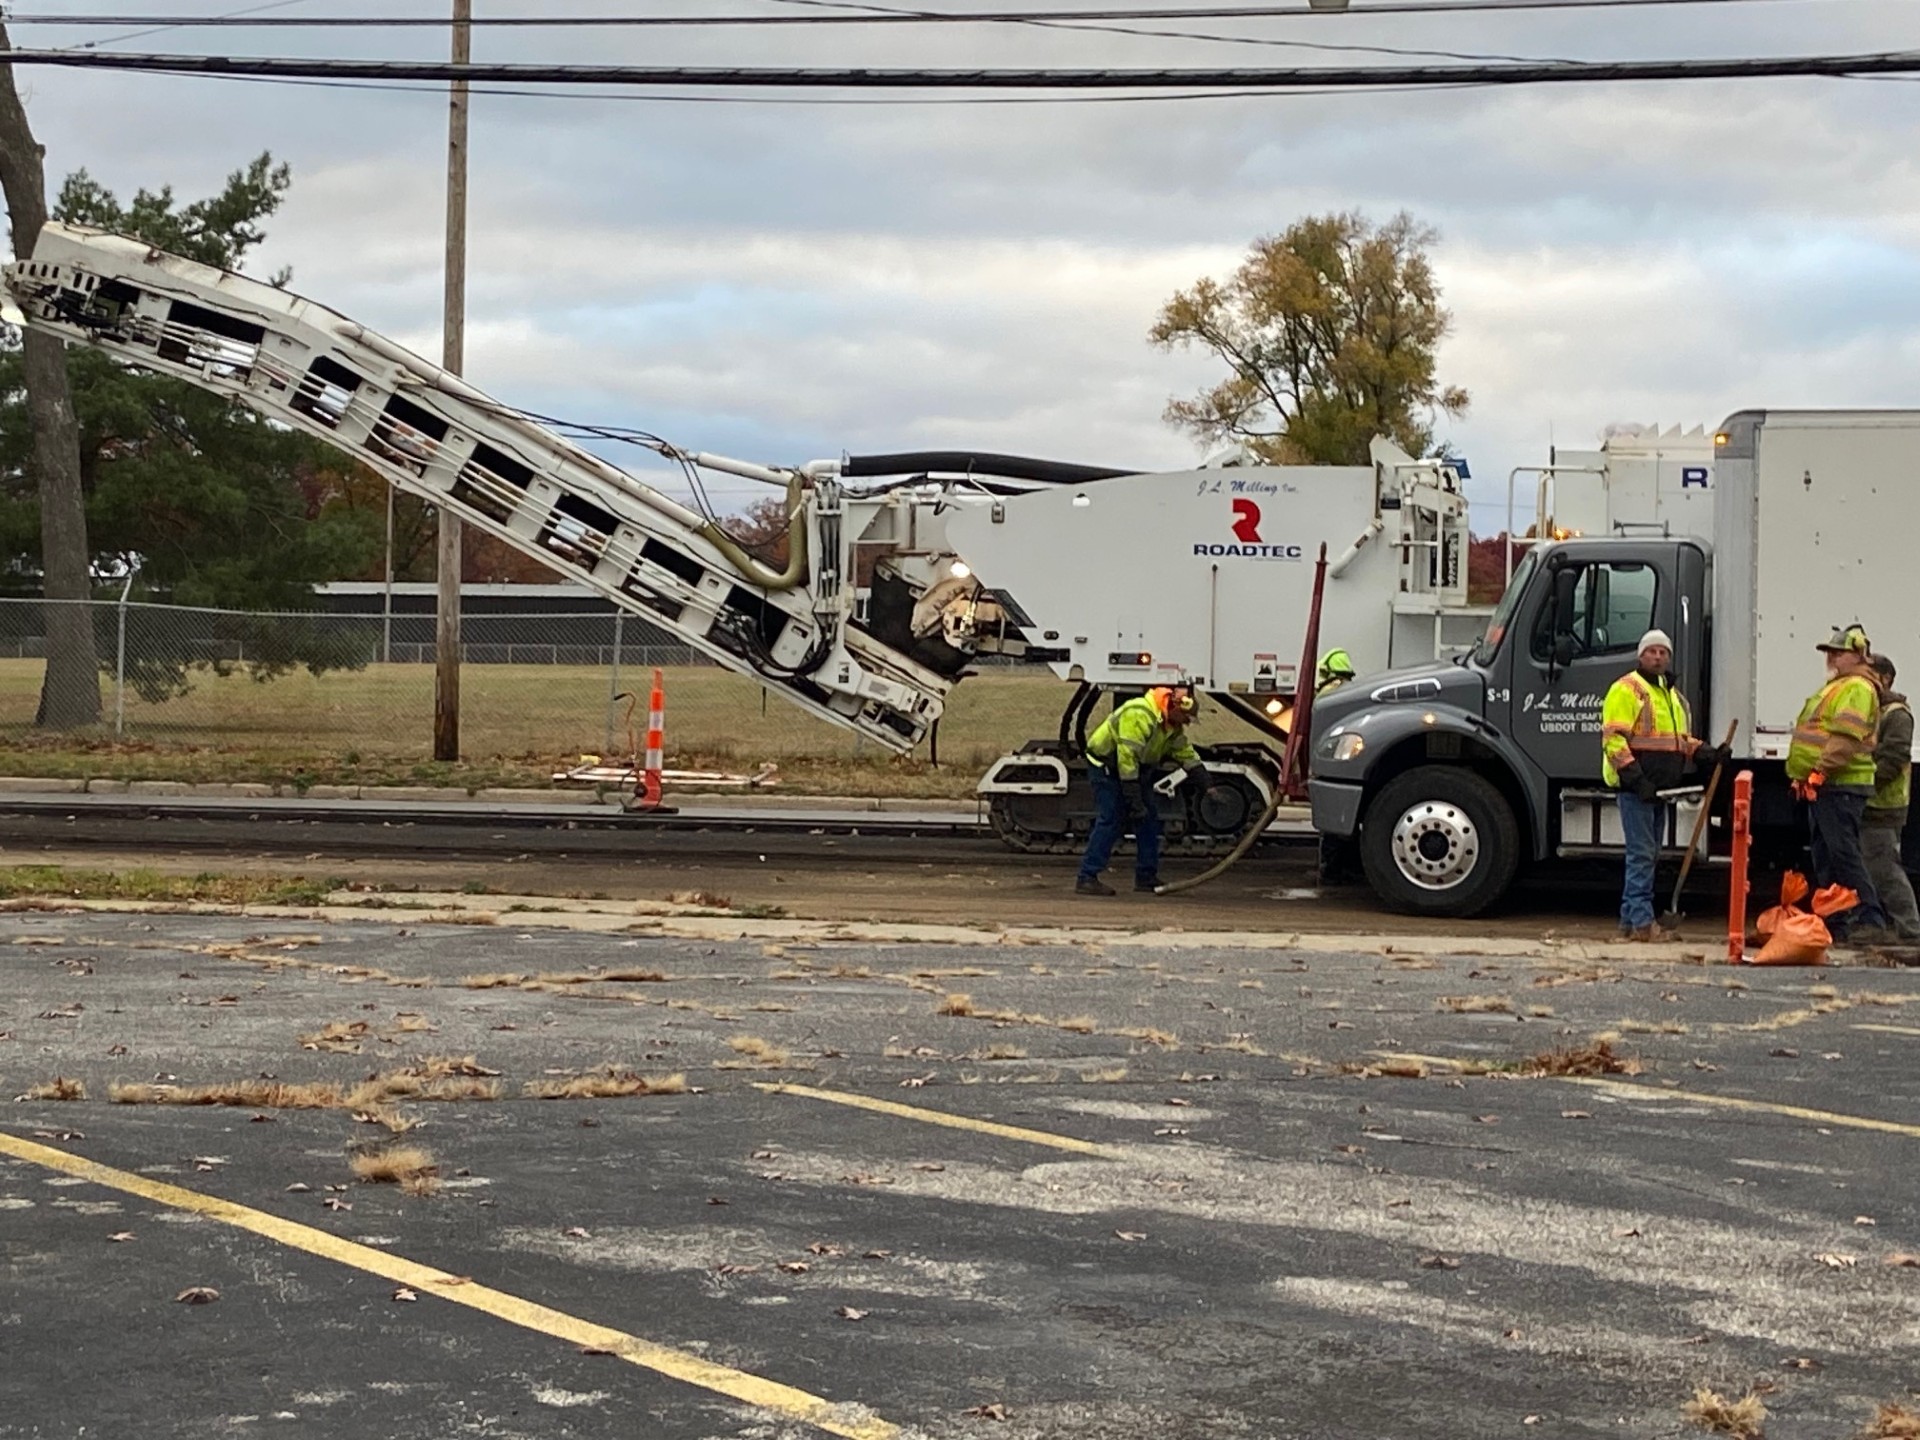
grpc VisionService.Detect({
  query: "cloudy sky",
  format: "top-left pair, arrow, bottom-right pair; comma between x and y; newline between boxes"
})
12,0 -> 1920,519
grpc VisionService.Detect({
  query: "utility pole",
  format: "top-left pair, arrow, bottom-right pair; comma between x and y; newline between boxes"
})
434,0 -> 471,761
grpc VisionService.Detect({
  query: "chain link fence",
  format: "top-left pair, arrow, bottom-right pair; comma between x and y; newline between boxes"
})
0,596 -> 711,759
0,596 -> 1063,773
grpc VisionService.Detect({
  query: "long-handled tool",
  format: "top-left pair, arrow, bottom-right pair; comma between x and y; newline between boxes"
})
1660,720 -> 1739,929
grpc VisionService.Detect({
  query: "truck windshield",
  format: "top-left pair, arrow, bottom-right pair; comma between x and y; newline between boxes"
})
1471,548 -> 1540,668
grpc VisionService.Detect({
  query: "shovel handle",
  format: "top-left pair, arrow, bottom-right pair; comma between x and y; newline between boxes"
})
1668,720 -> 1740,912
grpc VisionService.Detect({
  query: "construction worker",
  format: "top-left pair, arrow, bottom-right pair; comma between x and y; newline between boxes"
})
1864,654 -> 1920,941
1786,624 -> 1892,943
1076,686 -> 1208,896
1316,649 -> 1358,697
1601,629 -> 1723,940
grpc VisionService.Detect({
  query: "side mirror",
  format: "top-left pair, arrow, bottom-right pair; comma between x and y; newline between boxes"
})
1553,635 -> 1575,667
1551,567 -> 1579,616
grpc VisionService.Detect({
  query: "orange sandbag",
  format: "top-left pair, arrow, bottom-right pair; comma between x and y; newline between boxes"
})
1754,872 -> 1815,940
1750,909 -> 1832,966
1810,884 -> 1860,918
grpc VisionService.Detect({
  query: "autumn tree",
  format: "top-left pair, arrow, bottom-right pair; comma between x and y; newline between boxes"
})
1150,211 -> 1469,466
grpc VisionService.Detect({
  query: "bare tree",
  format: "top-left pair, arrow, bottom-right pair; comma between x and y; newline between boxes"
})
0,23 -> 99,726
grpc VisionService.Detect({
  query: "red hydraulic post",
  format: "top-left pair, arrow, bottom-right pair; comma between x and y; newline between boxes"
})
1727,768 -> 1753,963
1278,543 -> 1331,802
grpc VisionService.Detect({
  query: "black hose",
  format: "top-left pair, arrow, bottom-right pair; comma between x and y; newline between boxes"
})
842,451 -> 1133,484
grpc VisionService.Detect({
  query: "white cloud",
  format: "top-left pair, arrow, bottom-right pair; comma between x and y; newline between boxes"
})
18,0 -> 1920,521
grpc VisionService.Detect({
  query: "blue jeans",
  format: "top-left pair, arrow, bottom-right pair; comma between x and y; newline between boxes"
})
1617,789 -> 1664,930
1810,786 -> 1888,934
1079,767 -> 1162,884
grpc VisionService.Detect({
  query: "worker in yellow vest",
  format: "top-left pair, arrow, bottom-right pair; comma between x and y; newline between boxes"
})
1786,625 -> 1891,943
1864,654 -> 1919,941
1601,629 -> 1722,940
1076,686 -> 1207,896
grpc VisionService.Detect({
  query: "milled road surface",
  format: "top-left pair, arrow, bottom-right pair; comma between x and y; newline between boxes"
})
4,908 -> 1918,1438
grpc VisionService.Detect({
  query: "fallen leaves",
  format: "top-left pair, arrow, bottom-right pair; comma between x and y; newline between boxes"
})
392,1287 -> 418,1303
1113,1230 -> 1147,1243
1560,1110 -> 1593,1121
836,1306 -> 868,1321
1885,1252 -> 1920,1268
563,1226 -> 591,1239
106,1231 -> 134,1243
174,1287 -> 220,1305
1813,1252 -> 1858,1270
1419,1254 -> 1461,1270
964,1403 -> 1010,1421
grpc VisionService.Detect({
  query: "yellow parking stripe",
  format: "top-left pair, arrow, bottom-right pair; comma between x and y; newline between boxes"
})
1854,1023 -> 1920,1038
1561,1077 -> 1920,1139
0,1129 -> 896,1440
1367,1051 -> 1920,1140
755,1082 -> 1123,1159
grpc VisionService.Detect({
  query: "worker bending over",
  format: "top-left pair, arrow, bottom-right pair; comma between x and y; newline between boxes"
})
1601,629 -> 1721,940
1076,686 -> 1208,896
1787,625 -> 1892,944
1864,654 -> 1920,941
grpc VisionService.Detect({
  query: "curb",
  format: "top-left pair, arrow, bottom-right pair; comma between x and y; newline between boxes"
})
0,775 -> 984,815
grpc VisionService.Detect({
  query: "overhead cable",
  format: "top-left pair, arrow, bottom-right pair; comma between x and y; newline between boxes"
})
0,0 -> 1856,26
8,46 -> 1920,88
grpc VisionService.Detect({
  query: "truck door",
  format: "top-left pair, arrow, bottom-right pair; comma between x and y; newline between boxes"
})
1505,556 -> 1663,779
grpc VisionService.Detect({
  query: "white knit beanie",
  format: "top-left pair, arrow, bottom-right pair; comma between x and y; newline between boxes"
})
1638,629 -> 1674,655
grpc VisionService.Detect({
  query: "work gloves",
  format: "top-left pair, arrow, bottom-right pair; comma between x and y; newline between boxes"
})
1695,744 -> 1734,772
1120,780 -> 1150,823
1617,764 -> 1661,803
1792,771 -> 1827,803
1183,762 -> 1213,794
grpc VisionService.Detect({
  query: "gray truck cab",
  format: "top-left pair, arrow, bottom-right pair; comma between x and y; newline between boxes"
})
1309,537 -> 1711,915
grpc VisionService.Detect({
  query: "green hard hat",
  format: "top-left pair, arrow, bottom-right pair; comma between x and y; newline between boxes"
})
1319,648 -> 1356,677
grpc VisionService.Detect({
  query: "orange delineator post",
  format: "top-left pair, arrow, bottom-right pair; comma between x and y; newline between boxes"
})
1727,768 -> 1753,963
639,668 -> 666,811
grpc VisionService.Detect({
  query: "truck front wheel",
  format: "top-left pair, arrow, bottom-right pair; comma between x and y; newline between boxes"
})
1360,766 -> 1521,917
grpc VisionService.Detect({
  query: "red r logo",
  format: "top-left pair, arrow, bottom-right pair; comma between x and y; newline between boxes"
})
1231,498 -> 1262,543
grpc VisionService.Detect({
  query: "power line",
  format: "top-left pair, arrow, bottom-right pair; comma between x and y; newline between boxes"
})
216,68 -> 1493,102
7,45 -> 1920,88
0,0 -> 1857,27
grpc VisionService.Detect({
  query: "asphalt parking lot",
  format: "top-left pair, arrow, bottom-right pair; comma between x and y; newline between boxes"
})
5,908 -> 1920,1438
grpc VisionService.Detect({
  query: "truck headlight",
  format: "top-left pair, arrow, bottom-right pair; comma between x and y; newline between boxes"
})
1321,731 -> 1365,762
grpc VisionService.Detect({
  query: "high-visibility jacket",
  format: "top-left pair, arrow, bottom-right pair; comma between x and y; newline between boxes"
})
1086,693 -> 1200,781
1601,670 -> 1698,788
1786,673 -> 1880,788
1869,694 -> 1912,816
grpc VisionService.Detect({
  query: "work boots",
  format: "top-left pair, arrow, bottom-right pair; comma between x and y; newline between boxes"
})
1075,877 -> 1116,897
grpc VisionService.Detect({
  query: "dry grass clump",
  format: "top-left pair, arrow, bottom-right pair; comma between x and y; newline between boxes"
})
524,1069 -> 688,1099
718,1035 -> 793,1070
1618,1018 -> 1691,1035
1681,1385 -> 1767,1437
346,1074 -> 501,1107
460,973 -> 526,990
1208,1035 -> 1268,1056
1520,1039 -> 1644,1077
937,993 -> 976,1017
1056,1015 -> 1097,1034
667,889 -> 732,910
349,1143 -> 440,1196
300,1020 -> 372,1053
1439,994 -> 1515,1014
1108,1026 -> 1179,1049
1864,1401 -> 1920,1439
966,1043 -> 1029,1061
17,1077 -> 85,1101
1080,1066 -> 1129,1083
110,1079 -> 346,1108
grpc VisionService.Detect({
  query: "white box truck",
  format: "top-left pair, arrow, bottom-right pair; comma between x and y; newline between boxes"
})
1310,409 -> 1920,916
